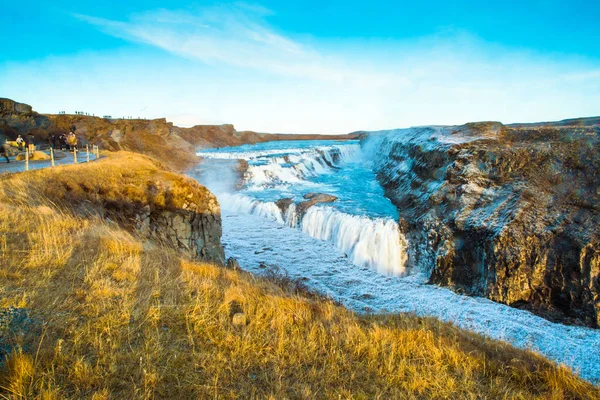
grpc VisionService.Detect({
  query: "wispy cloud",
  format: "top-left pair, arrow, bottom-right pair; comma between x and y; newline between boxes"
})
74,4 -> 405,87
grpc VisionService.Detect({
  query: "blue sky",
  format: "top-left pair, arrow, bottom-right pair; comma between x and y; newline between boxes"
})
1,1 -> 599,133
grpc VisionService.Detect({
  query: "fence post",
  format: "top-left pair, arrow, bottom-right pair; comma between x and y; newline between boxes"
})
86,144 -> 90,162
25,148 -> 29,171
50,147 -> 55,167
73,148 -> 77,164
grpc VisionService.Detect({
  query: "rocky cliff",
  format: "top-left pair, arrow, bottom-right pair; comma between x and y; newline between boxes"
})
366,120 -> 600,327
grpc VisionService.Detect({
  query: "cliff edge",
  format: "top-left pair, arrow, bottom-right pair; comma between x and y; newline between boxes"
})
0,151 -> 225,264
367,120 -> 600,327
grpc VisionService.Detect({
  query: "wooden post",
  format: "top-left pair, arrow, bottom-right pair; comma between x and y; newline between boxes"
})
86,144 -> 90,162
25,148 -> 29,171
50,148 -> 55,167
95,145 -> 100,159
73,148 -> 77,164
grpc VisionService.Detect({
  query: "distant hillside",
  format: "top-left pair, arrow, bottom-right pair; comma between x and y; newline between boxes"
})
0,98 -> 358,171
508,116 -> 600,128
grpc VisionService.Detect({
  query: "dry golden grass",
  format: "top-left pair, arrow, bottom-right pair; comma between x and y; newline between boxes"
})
0,154 -> 598,399
0,152 -> 219,220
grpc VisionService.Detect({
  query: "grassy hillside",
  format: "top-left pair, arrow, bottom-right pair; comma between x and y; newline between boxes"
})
0,154 -> 598,399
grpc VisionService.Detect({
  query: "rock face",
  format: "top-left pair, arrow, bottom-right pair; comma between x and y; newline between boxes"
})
297,193 -> 338,215
137,208 -> 224,264
367,120 -> 600,327
275,198 -> 294,214
275,193 -> 338,216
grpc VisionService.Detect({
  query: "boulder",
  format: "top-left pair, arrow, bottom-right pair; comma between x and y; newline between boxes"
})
226,257 -> 241,271
231,312 -> 247,327
297,193 -> 338,215
275,198 -> 294,214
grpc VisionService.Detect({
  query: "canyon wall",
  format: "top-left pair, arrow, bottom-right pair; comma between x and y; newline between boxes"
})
367,121 -> 600,327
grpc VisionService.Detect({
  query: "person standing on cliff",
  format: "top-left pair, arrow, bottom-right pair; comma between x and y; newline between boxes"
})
27,133 -> 35,148
22,135 -> 29,153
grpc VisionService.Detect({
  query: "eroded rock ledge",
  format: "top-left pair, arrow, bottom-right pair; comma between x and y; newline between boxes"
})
367,120 -> 600,327
275,193 -> 338,217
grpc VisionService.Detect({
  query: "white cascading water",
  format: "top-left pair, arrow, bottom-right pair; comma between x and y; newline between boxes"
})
219,193 -> 284,224
301,206 -> 407,276
284,203 -> 298,228
244,145 -> 360,187
199,142 -> 408,277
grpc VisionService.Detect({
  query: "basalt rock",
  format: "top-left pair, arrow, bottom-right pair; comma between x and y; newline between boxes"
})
297,193 -> 338,215
136,208 -> 225,265
275,198 -> 294,214
226,257 -> 242,271
367,119 -> 600,327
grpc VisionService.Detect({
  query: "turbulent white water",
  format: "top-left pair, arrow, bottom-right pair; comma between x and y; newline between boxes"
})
243,144 -> 360,187
196,140 -> 406,276
219,193 -> 284,224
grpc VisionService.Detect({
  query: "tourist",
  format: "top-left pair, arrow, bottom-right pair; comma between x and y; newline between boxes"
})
67,131 -> 77,151
16,135 -> 24,151
48,133 -> 56,149
59,134 -> 67,150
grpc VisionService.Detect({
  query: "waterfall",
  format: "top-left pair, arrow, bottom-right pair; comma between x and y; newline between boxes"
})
199,144 -> 361,188
301,207 -> 407,276
244,144 -> 360,188
199,140 -> 408,277
219,193 -> 284,224
284,203 -> 298,228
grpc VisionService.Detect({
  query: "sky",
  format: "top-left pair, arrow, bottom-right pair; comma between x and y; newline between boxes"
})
1,1 -> 599,134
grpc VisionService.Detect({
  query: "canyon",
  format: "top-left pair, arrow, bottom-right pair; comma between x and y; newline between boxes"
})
2,98 -> 600,387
